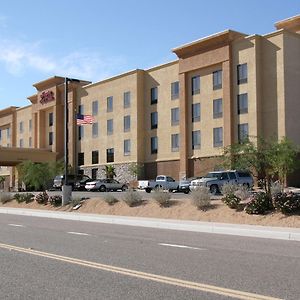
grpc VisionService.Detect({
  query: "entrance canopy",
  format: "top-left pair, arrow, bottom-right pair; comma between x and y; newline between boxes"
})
0,147 -> 56,166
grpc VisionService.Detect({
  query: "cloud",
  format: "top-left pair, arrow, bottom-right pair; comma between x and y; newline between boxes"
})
0,38 -> 127,81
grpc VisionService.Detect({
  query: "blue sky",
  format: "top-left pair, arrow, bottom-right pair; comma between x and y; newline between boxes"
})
0,0 -> 299,110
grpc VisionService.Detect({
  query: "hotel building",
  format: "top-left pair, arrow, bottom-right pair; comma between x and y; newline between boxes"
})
1,15 -> 300,190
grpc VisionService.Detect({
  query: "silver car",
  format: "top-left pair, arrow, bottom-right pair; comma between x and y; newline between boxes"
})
85,179 -> 128,192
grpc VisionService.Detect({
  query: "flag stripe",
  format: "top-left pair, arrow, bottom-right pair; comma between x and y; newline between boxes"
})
76,114 -> 94,125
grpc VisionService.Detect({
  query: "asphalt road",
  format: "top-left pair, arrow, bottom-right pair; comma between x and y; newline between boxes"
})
0,214 -> 299,300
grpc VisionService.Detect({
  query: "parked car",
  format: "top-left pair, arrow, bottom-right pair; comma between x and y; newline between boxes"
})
85,179 -> 128,192
190,170 -> 253,194
74,177 -> 93,191
53,174 -> 91,190
143,175 -> 191,193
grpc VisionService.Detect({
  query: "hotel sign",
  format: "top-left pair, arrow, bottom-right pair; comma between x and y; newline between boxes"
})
40,90 -> 55,104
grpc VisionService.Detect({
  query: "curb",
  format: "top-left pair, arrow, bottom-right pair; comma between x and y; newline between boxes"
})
0,207 -> 299,241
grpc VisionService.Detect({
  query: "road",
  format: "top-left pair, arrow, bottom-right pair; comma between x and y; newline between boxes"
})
0,213 -> 299,299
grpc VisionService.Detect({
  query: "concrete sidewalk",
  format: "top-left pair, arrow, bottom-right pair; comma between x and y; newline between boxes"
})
0,207 -> 299,241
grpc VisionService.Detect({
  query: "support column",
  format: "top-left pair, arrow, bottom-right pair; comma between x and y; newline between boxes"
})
179,72 -> 189,179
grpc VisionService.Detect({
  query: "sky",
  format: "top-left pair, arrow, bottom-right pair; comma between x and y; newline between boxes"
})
0,0 -> 299,110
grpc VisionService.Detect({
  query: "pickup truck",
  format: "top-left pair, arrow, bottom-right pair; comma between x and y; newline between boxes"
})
144,175 -> 190,194
190,170 -> 253,195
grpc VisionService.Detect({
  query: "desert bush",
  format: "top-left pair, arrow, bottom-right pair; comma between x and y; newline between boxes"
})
14,193 -> 34,203
221,183 -> 239,196
122,189 -> 142,207
35,191 -> 49,205
244,192 -> 272,215
272,192 -> 300,214
0,192 -> 13,204
270,181 -> 283,197
234,185 -> 251,201
190,186 -> 211,210
222,194 -> 241,209
152,189 -> 171,207
103,193 -> 118,205
49,195 -> 62,206
70,197 -> 82,207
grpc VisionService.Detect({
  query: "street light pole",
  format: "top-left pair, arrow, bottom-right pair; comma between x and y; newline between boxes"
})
62,77 -> 81,206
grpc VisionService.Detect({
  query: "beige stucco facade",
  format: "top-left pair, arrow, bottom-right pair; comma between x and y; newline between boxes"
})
1,15 -> 300,190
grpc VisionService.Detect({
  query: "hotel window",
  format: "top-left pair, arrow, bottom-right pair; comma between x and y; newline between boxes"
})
78,152 -> 84,166
213,98 -> 223,118
124,139 -> 131,156
29,137 -> 32,148
237,63 -> 248,84
171,107 -> 179,126
151,136 -> 158,154
91,168 -> 98,179
192,130 -> 201,149
151,112 -> 158,129
124,91 -> 131,108
213,127 -> 223,147
213,70 -> 222,90
92,122 -> 98,138
49,132 -> 53,146
171,133 -> 180,152
49,112 -> 53,126
238,123 -> 249,143
19,138 -> 23,148
124,115 -> 131,132
192,103 -> 201,122
78,126 -> 84,140
238,93 -> 248,114
106,148 -> 114,163
151,87 -> 158,104
107,119 -> 113,135
171,81 -> 179,100
192,75 -> 200,95
107,96 -> 113,112
92,100 -> 98,116
19,121 -> 24,133
29,119 -> 32,131
92,150 -> 99,164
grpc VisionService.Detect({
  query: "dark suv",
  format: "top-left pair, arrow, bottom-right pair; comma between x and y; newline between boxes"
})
53,174 -> 91,190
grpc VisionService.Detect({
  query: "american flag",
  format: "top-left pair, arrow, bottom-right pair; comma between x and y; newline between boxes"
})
76,114 -> 94,125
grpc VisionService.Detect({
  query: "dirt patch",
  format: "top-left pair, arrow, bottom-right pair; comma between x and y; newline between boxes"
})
1,197 -> 299,228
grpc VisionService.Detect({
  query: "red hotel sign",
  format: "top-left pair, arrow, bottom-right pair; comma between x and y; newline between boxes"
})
40,90 -> 55,104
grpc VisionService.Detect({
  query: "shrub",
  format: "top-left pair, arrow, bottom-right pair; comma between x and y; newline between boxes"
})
234,185 -> 251,201
49,195 -> 62,206
222,194 -> 241,209
270,181 -> 283,197
190,186 -> 211,210
35,191 -> 49,205
152,189 -> 171,207
122,189 -> 142,207
103,193 -> 118,206
14,193 -> 34,203
70,197 -> 82,207
221,183 -> 239,196
244,192 -> 272,215
0,192 -> 13,204
272,192 -> 300,214
14,193 -> 23,203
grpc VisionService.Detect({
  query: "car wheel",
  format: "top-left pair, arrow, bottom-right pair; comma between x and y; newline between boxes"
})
99,185 -> 106,192
210,184 -> 218,195
145,188 -> 152,193
121,185 -> 128,191
183,189 -> 190,194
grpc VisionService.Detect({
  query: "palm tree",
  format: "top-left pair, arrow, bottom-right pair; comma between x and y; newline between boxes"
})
104,165 -> 116,179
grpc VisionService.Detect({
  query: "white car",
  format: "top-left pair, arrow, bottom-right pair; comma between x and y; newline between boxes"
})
85,179 -> 128,192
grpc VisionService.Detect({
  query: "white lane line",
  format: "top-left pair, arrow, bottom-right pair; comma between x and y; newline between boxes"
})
67,231 -> 90,236
158,243 -> 206,251
8,224 -> 25,227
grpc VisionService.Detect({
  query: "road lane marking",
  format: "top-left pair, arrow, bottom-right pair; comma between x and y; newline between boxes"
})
0,242 -> 282,300
158,243 -> 206,250
8,224 -> 25,227
67,232 -> 90,236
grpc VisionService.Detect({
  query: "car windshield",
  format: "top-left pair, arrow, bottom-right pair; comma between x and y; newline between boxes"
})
204,173 -> 221,179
